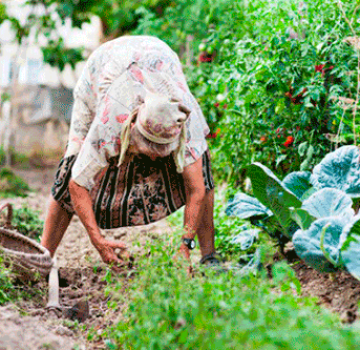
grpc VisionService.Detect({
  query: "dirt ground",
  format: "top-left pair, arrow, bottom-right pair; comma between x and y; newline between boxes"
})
1,166 -> 360,349
279,248 -> 360,323
0,166 -> 176,350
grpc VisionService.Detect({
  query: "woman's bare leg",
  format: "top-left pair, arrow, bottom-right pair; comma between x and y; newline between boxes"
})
41,195 -> 73,257
197,188 -> 215,258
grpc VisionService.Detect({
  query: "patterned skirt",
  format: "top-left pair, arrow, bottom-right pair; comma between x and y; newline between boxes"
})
51,151 -> 214,229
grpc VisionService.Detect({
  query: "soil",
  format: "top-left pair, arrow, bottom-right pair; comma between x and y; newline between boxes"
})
1,166 -> 360,349
279,247 -> 360,323
293,263 -> 360,323
0,165 -> 175,350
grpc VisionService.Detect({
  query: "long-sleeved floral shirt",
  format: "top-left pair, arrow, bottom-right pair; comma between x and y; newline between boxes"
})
65,35 -> 210,190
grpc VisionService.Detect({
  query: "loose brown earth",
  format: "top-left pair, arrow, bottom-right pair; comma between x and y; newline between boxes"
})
1,166 -> 360,349
278,247 -> 360,323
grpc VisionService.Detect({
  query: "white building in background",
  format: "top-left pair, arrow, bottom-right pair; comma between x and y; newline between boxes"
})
0,0 -> 102,156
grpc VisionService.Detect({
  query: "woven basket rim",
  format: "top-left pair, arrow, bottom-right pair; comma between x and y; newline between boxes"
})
0,226 -> 50,256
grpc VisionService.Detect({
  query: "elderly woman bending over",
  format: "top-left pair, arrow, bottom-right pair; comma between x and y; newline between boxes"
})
40,35 -> 218,269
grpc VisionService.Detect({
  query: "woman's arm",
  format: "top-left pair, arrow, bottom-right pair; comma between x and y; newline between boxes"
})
68,179 -> 128,269
180,156 -> 206,259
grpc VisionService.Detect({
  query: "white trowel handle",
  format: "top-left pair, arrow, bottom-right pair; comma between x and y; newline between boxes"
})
46,257 -> 61,310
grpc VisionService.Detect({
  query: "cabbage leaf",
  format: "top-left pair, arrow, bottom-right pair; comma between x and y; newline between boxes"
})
226,192 -> 272,219
311,146 -> 360,198
248,163 -> 301,237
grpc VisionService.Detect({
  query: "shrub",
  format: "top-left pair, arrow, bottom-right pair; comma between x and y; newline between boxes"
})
10,206 -> 44,242
0,167 -> 30,198
133,0 -> 360,186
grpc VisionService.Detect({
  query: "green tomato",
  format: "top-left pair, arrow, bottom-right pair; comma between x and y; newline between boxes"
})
216,94 -> 226,102
206,46 -> 214,55
176,29 -> 182,37
198,43 -> 206,51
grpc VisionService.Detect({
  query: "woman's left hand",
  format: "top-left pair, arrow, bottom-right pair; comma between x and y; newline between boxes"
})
173,243 -> 193,275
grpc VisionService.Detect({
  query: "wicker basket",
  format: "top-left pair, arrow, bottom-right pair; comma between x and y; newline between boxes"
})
0,202 -> 53,279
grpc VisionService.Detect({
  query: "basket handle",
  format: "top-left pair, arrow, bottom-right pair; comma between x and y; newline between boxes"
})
0,202 -> 13,227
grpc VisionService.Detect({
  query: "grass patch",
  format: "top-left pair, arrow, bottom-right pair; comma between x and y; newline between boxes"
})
0,255 -> 15,305
8,206 -> 44,242
101,237 -> 360,350
0,167 -> 31,198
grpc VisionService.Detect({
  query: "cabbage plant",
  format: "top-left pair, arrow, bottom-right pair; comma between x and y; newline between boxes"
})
227,145 -> 360,279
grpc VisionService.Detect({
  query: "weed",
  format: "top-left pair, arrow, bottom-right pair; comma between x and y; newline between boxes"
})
103,236 -> 360,350
6,206 -> 44,242
0,167 -> 31,198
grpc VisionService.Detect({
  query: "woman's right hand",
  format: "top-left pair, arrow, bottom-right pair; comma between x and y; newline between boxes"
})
94,238 -> 130,271
69,179 -> 130,271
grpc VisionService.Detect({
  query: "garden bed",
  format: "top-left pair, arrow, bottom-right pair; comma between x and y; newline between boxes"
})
273,247 -> 360,323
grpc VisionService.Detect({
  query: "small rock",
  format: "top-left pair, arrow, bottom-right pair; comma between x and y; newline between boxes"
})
340,310 -> 352,323
113,230 -> 127,239
55,325 -> 73,337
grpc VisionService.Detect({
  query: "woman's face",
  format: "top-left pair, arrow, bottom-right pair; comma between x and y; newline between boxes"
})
128,141 -> 160,161
128,125 -> 162,160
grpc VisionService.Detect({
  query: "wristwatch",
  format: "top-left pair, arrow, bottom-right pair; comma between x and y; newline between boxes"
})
182,237 -> 196,250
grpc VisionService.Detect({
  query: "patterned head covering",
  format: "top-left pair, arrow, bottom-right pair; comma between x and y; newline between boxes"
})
136,92 -> 190,144
119,91 -> 191,173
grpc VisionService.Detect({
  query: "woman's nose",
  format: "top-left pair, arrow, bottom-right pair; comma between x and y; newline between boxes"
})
150,155 -> 157,161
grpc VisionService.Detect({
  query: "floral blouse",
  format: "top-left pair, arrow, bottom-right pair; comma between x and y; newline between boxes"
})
65,35 -> 210,190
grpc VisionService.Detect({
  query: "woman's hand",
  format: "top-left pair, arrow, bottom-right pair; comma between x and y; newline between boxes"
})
69,179 -> 129,271
173,243 -> 193,276
93,238 -> 130,270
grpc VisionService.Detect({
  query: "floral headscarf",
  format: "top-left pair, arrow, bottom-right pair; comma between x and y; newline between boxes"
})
119,90 -> 191,172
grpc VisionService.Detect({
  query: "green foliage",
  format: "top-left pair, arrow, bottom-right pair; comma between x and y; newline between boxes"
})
301,188 -> 354,219
311,146 -> 360,198
133,0 -> 360,185
10,207 -> 44,242
226,192 -> 271,219
42,39 -> 84,71
104,239 -> 360,350
293,217 -> 346,273
0,168 -> 30,198
341,220 -> 360,280
248,163 -> 302,238
227,146 -> 360,277
282,171 -> 312,200
0,255 -> 14,305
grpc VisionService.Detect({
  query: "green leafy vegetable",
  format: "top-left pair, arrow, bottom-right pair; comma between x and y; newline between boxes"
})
282,171 -> 312,200
341,218 -> 360,280
311,146 -> 360,198
293,218 -> 347,273
290,208 -> 316,231
226,192 -> 272,219
301,188 -> 354,220
248,163 -> 301,237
